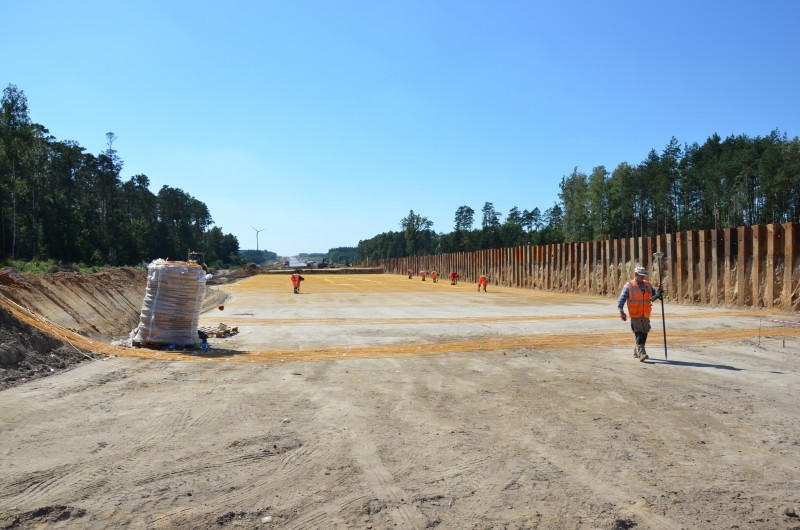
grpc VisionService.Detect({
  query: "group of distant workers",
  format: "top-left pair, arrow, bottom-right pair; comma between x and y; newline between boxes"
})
291,264 -> 663,363
407,269 -> 488,292
406,265 -> 664,362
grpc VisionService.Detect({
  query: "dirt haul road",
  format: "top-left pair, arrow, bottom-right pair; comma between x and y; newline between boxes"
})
1,273 -> 799,529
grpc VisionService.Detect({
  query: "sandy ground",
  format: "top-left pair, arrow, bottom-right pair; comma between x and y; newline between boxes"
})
1,273 -> 799,529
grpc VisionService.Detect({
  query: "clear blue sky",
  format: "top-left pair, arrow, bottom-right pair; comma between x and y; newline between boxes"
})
3,1 -> 798,256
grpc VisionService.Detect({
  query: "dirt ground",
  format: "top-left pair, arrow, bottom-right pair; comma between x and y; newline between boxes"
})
1,271 -> 799,529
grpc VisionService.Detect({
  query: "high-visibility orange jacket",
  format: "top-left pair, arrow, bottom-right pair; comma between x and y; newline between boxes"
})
624,279 -> 653,318
478,275 -> 488,286
291,274 -> 304,287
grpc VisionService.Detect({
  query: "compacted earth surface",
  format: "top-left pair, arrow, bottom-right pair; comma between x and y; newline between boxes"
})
0,270 -> 799,529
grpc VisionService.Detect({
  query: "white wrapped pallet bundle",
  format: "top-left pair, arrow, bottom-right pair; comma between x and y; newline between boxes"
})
131,259 -> 207,347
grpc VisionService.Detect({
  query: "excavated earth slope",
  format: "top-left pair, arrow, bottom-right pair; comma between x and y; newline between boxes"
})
0,267 -> 147,389
0,267 -> 229,390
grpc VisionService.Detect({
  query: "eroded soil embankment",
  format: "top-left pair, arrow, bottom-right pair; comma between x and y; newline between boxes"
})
0,265 -> 235,390
0,267 -> 148,337
0,267 -> 149,390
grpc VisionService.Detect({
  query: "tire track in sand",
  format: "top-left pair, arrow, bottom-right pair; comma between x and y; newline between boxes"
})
343,424 -> 428,529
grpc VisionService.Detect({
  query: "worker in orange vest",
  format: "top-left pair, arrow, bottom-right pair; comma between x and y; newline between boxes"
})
290,271 -> 305,294
477,274 -> 488,292
407,268 -> 413,279
448,271 -> 459,285
431,270 -> 438,283
420,269 -> 427,281
618,266 -> 663,361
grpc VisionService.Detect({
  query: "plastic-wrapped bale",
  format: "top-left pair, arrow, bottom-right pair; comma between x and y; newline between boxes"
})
131,259 -> 207,347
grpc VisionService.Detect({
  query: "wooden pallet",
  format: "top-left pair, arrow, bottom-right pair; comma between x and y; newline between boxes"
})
198,324 -> 239,338
132,341 -> 195,350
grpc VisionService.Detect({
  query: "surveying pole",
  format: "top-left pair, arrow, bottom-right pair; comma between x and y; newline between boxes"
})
654,252 -> 668,360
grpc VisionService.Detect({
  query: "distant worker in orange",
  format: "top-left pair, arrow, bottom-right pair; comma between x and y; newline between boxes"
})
420,269 -> 427,281
407,268 -> 413,279
290,271 -> 305,294
478,274 -> 489,292
449,271 -> 459,285
431,270 -> 438,283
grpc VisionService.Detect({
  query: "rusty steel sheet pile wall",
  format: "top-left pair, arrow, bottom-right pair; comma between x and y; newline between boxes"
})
358,222 -> 800,311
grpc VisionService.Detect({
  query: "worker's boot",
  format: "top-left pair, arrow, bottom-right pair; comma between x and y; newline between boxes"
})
639,346 -> 648,362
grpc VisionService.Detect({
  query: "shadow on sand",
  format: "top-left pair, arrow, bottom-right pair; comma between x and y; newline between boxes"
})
646,358 -> 742,371
179,348 -> 252,359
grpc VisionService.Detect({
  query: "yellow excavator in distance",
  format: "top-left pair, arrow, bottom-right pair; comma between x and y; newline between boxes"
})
188,250 -> 208,272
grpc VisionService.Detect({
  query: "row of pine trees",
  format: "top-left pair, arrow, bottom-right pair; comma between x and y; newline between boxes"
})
4,82 -> 798,266
0,85 -> 240,268
358,132 -> 800,260
559,133 -> 800,243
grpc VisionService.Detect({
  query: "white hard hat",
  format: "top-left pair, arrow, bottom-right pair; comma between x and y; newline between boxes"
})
635,266 -> 648,276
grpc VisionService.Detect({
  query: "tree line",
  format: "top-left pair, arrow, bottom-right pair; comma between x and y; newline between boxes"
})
0,84 -> 241,268
357,131 -> 799,260
356,203 -> 564,260
239,250 -> 278,264
327,247 -> 357,264
559,132 -> 800,242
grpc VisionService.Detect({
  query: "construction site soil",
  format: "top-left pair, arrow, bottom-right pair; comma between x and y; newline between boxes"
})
0,268 -> 798,529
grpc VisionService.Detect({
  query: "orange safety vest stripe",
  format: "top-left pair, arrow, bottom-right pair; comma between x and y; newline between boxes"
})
626,279 -> 652,318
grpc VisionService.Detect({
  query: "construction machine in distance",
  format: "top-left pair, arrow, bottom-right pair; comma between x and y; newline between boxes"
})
188,250 -> 208,272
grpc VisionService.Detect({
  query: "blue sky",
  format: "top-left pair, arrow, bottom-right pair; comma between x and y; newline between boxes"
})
3,1 -> 799,256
